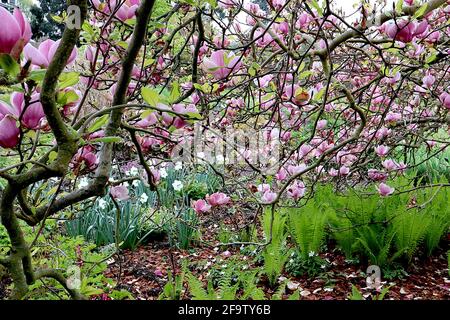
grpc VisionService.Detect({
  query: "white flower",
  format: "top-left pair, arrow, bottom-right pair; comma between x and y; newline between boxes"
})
78,177 -> 89,188
123,182 -> 129,188
132,180 -> 141,187
129,166 -> 139,176
174,161 -> 183,171
308,251 -> 316,257
160,167 -> 168,178
216,155 -> 225,164
172,180 -> 183,191
108,177 -> 116,183
197,152 -> 205,159
98,198 -> 107,210
139,193 -> 149,204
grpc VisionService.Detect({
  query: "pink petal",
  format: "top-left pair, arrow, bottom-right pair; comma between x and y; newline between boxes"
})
0,7 -> 21,54
0,114 -> 20,148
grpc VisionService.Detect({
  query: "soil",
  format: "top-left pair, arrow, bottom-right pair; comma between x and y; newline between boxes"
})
104,210 -> 450,300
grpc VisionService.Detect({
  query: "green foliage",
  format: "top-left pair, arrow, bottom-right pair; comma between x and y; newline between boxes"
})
65,195 -> 157,250
408,144 -> 450,185
29,0 -> 66,40
286,201 -> 328,260
186,268 -> 239,300
322,183 -> 450,268
348,285 -> 391,300
285,251 -> 328,277
3,222 -> 132,300
66,166 -> 220,251
262,243 -> 289,288
216,223 -> 234,244
159,270 -> 186,300
172,208 -> 199,250
348,285 -> 364,300
393,212 -> 429,262
260,208 -> 288,287
187,261 -> 265,300
419,188 -> 450,256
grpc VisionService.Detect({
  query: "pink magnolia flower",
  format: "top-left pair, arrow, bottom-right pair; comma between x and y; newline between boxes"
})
339,166 -> 350,176
287,181 -> 306,200
0,7 -> 32,58
287,164 -> 306,176
136,112 -> 158,128
368,169 -> 388,182
299,144 -> 313,159
137,135 -> 158,153
374,145 -> 389,157
256,75 -> 273,88
425,30 -> 440,43
422,74 -> 435,89
275,168 -> 288,181
218,0 -> 236,9
296,13 -> 310,29
384,19 -> 428,43
328,168 -> 338,177
317,119 -> 328,130
201,50 -> 242,80
110,184 -> 130,201
382,159 -> 398,171
257,184 -> 271,194
0,92 -> 45,129
206,192 -> 231,206
385,112 -> 401,123
24,39 -> 77,69
192,199 -> 212,214
261,190 -> 277,204
439,92 -> 450,109
72,146 -> 98,170
375,127 -> 391,140
116,1 -> 139,21
0,114 -> 20,148
377,183 -> 395,197
150,168 -> 161,185
272,0 -> 286,10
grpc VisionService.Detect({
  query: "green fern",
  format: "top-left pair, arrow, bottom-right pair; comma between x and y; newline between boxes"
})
262,242 -> 289,287
421,188 -> 450,256
239,270 -> 265,300
393,212 -> 429,262
286,202 -> 327,260
262,207 -> 286,247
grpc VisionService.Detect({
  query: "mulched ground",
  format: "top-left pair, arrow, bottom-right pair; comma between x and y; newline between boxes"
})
104,208 -> 450,300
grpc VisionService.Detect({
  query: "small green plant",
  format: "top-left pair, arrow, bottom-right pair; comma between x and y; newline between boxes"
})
216,223 -> 235,244
262,243 -> 289,288
171,208 -> 199,250
187,261 -> 265,300
186,269 -> 239,300
159,267 -> 186,300
348,285 -> 391,300
285,251 -> 328,277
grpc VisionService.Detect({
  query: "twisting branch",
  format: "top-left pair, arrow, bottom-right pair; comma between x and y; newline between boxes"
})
34,268 -> 86,300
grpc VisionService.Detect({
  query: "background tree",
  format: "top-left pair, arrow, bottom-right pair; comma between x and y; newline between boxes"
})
29,0 -> 66,40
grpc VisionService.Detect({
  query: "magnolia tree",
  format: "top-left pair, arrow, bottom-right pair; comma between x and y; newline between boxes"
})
0,0 -> 449,299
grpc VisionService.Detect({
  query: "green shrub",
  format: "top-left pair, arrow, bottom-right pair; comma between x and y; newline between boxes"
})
286,201 -> 328,260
